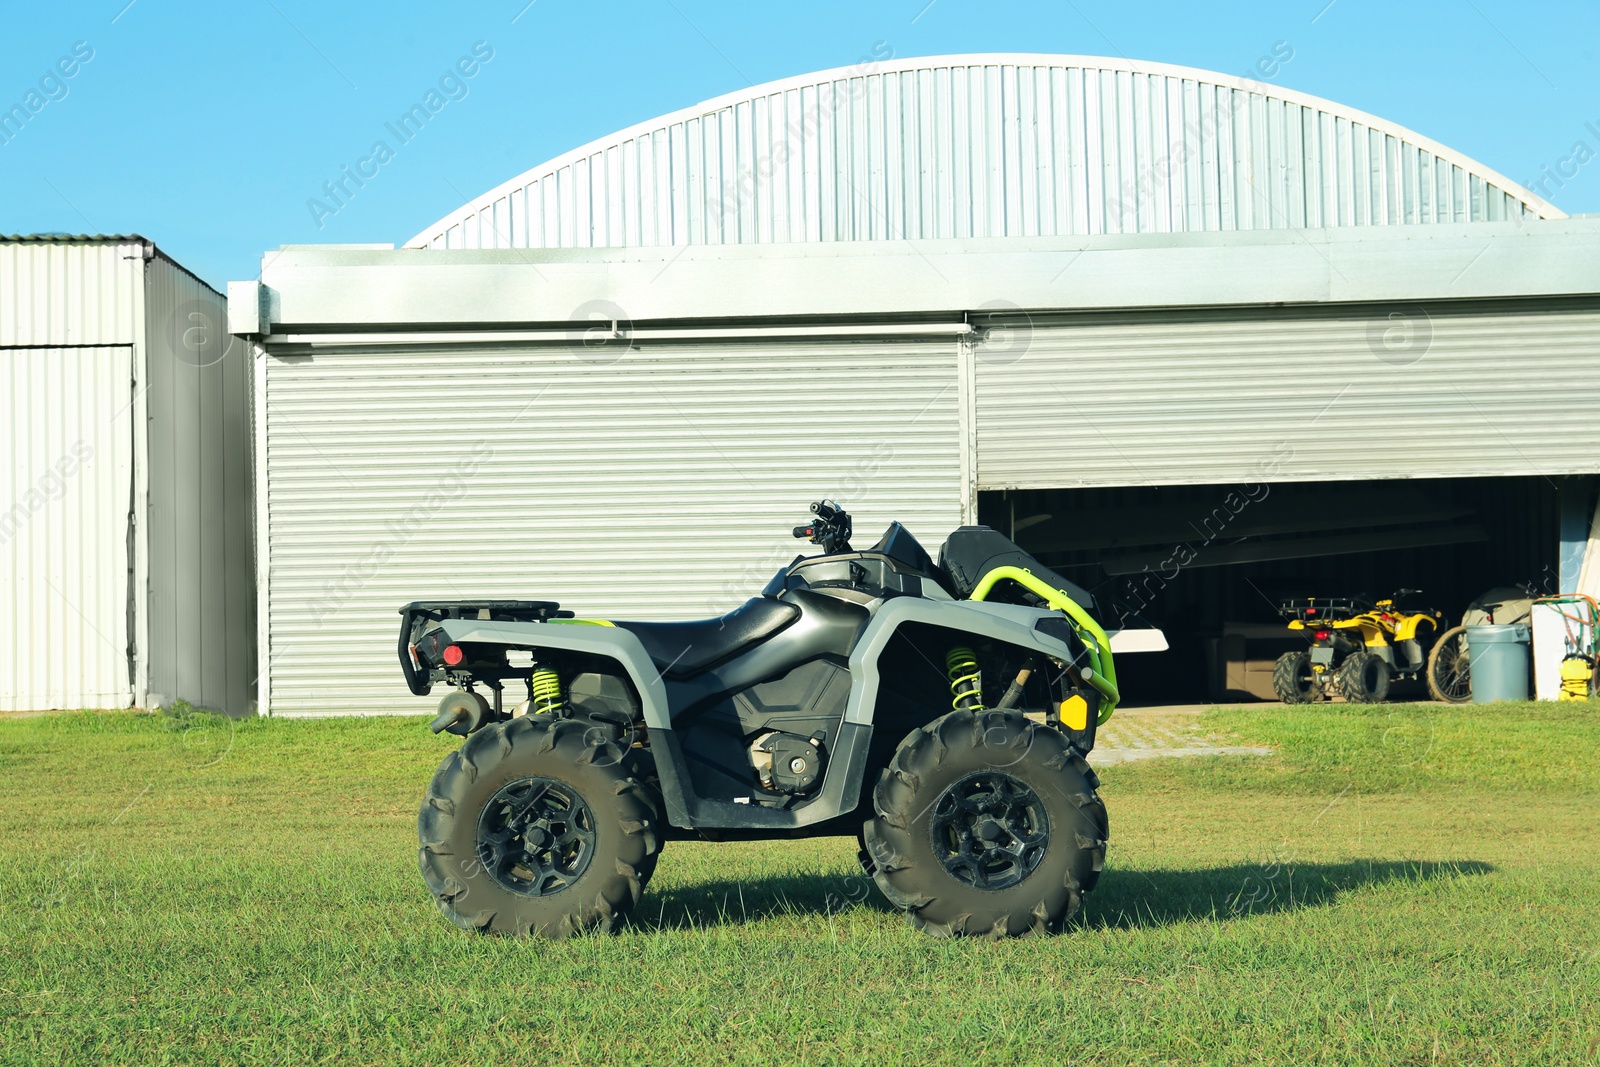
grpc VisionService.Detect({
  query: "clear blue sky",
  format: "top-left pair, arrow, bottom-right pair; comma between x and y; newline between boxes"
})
3,0 -> 1595,289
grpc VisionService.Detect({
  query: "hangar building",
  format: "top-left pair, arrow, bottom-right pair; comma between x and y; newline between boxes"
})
230,54 -> 1600,714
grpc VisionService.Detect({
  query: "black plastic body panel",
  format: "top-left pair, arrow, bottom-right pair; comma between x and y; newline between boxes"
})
769,551 -> 938,602
939,526 -> 1097,612
613,597 -> 800,678
650,719 -> 873,831
641,587 -> 870,828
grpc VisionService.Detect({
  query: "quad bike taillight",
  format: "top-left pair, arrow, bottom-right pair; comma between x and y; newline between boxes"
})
1314,629 -> 1331,641
442,644 -> 464,666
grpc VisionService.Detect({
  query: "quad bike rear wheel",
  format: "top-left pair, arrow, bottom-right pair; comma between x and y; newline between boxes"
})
1337,650 -> 1391,703
1272,650 -> 1324,704
1426,625 -> 1472,703
417,715 -> 662,938
862,709 -> 1107,939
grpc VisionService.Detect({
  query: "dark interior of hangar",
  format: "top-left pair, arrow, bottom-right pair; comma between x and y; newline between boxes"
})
979,476 -> 1580,706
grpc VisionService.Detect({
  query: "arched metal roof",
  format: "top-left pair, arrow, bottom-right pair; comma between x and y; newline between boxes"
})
409,53 -> 1562,251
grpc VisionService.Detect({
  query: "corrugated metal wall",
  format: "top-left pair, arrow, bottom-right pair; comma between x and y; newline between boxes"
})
1,238 -> 256,713
0,346 -> 135,710
410,56 -> 1558,251
975,298 -> 1600,490
144,257 -> 257,714
0,240 -> 144,345
262,338 -> 961,715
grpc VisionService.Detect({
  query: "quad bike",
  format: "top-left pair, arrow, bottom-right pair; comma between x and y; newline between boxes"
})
1273,591 -> 1443,704
1424,585 -> 1535,704
397,501 -> 1119,940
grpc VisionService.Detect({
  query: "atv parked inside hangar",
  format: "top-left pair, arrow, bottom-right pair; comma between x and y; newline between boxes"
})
400,502 -> 1119,939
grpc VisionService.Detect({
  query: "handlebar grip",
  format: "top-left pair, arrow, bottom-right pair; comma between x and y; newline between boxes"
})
793,525 -> 813,539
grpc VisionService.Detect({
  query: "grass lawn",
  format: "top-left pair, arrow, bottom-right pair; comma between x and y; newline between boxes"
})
2,701 -> 1598,1065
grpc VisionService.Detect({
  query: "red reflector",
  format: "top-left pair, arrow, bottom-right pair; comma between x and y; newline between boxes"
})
1315,629 -> 1331,641
1306,609 -> 1317,617
443,644 -> 464,666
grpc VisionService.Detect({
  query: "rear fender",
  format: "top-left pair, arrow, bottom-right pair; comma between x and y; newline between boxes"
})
431,618 -> 671,728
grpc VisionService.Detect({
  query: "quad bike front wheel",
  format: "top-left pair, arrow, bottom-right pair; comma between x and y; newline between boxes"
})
417,716 -> 662,938
1337,650 -> 1391,703
862,709 -> 1107,939
1272,650 -> 1324,703
1426,625 -> 1472,703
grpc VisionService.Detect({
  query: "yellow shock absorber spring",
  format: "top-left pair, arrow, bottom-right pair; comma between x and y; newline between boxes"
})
530,667 -> 566,715
946,646 -> 984,712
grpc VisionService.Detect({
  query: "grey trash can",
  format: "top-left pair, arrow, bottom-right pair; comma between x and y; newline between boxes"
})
1467,624 -> 1531,702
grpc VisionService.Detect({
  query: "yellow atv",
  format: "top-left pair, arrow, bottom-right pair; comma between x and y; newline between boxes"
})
1273,591 -> 1443,703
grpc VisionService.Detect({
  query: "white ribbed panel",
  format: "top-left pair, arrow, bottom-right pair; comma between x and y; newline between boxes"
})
0,346 -> 134,710
0,240 -> 145,346
975,301 -> 1600,489
263,339 -> 962,715
409,55 -> 1560,251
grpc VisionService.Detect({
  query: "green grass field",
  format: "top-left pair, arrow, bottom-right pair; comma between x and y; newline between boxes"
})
2,701 -> 1597,1066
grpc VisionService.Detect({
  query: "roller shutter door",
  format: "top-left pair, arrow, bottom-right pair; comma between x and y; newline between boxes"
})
976,299 -> 1600,489
263,337 -> 961,715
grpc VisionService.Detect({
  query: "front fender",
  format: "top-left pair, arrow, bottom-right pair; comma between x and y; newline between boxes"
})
843,598 -> 1084,727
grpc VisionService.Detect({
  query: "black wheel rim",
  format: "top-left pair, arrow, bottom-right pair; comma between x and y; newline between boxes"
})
476,777 -> 597,896
1293,654 -> 1318,697
928,771 -> 1050,891
1433,634 -> 1471,701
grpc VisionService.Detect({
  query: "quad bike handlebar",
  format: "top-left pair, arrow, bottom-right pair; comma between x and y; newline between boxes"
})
792,499 -> 854,555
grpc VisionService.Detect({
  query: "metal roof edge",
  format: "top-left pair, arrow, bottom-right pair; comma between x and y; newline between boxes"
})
2,233 -> 224,297
245,219 -> 1600,333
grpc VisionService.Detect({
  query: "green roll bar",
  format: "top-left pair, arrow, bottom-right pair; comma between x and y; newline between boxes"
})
968,565 -> 1120,722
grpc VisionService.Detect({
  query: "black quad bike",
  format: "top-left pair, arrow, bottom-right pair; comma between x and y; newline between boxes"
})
398,501 -> 1120,939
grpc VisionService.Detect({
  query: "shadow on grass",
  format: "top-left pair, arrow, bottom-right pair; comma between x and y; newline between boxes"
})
1086,858 -> 1494,929
635,868 -> 892,932
633,858 -> 1494,933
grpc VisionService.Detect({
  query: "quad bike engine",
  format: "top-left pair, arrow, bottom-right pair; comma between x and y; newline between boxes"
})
748,731 -> 824,794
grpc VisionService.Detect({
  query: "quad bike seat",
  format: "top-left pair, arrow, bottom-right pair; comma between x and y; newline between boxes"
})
614,597 -> 801,678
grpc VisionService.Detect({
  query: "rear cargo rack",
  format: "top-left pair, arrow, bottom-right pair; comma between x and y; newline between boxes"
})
398,600 -> 571,695
1277,597 -> 1360,622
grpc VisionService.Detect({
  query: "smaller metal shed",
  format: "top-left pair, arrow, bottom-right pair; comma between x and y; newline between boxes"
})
0,235 -> 256,714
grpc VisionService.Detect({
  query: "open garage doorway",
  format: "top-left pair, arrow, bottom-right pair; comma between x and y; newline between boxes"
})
979,476 -> 1583,706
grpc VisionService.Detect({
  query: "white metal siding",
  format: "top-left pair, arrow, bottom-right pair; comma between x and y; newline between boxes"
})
0,241 -> 145,346
263,339 -> 961,715
0,346 -> 134,710
410,55 -> 1558,251
975,300 -> 1600,489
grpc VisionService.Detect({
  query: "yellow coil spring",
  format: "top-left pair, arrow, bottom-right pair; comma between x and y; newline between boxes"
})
530,667 -> 566,714
946,647 -> 984,712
